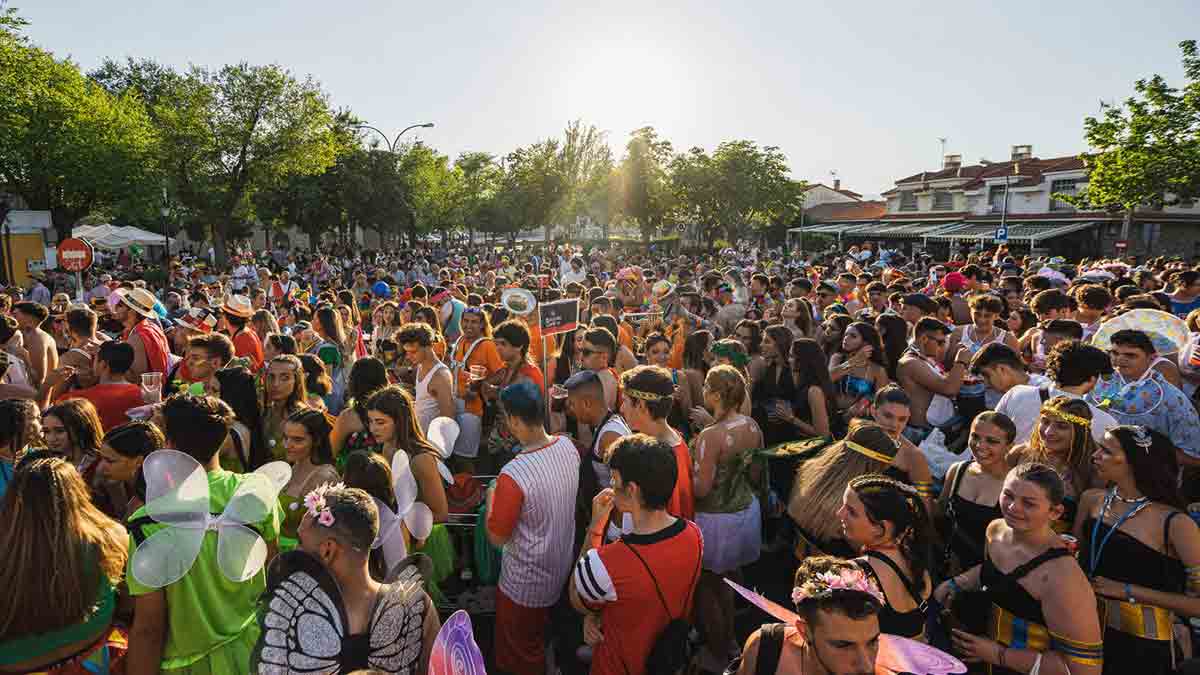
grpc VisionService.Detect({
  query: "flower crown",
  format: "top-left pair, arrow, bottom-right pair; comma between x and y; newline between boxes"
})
791,568 -> 884,606
304,482 -> 346,527
1041,403 -> 1090,428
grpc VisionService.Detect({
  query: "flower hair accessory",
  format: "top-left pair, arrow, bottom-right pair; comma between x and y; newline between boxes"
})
1131,426 -> 1153,452
304,482 -> 346,527
791,567 -> 884,606
1041,402 -> 1091,428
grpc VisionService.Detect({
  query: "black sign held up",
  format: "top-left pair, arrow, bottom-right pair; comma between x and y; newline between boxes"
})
539,298 -> 580,336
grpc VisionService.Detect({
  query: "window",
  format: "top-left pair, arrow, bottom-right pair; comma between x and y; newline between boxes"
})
899,191 -> 918,211
932,190 -> 954,211
988,185 -> 1007,209
1050,179 -> 1079,211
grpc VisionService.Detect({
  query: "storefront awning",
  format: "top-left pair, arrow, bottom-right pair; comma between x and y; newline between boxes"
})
844,222 -> 970,239
924,221 -> 1100,242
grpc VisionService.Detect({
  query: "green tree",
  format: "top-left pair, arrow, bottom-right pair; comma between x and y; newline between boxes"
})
617,126 -> 675,242
0,12 -> 159,240
552,120 -> 613,241
1068,40 -> 1200,241
93,58 -> 339,266
397,143 -> 462,246
671,140 -> 802,247
454,151 -> 502,245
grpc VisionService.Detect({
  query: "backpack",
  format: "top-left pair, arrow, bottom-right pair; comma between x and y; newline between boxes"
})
623,532 -> 702,675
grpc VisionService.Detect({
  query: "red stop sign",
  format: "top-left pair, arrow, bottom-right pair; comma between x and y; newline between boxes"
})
57,238 -> 95,272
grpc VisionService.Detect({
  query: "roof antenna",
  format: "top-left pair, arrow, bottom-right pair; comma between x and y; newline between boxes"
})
938,137 -> 947,168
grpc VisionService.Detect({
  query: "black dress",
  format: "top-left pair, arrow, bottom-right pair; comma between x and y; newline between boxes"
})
981,547 -> 1073,675
942,462 -> 1003,639
1080,512 -> 1185,675
855,550 -> 927,640
751,365 -> 800,447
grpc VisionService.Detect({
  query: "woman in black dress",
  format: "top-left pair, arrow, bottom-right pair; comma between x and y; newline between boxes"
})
1075,425 -> 1200,675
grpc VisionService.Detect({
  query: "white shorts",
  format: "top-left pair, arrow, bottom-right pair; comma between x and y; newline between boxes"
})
453,398 -> 483,458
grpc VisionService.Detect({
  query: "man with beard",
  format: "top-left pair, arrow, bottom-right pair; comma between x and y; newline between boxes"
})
448,307 -> 502,464
113,287 -> 170,382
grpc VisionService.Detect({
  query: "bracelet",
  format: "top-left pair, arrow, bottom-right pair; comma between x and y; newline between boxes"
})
1125,582 -> 1136,603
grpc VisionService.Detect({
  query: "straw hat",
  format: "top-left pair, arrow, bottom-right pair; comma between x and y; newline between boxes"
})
222,294 -> 253,319
116,287 -> 158,319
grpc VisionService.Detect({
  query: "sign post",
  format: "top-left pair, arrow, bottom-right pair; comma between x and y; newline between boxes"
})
56,238 -> 95,301
994,226 -> 1008,245
538,298 -> 581,416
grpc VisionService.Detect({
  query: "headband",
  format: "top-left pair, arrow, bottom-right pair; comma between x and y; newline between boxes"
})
791,567 -> 884,606
1041,402 -> 1091,428
845,440 -> 895,465
624,388 -> 671,402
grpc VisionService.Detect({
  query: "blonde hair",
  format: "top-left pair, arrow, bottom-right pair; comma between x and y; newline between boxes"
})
1021,396 -> 1095,496
787,421 -> 898,543
704,364 -> 746,412
0,457 -> 126,639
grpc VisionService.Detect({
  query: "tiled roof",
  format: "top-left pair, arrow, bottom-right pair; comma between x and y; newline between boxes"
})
802,201 -> 887,222
892,155 -> 1087,190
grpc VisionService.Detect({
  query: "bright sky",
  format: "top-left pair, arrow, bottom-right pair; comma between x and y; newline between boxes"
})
19,0 -> 1199,199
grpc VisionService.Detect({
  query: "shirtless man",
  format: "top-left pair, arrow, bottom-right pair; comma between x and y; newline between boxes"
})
13,301 -> 57,390
897,317 -> 969,444
113,287 -> 170,382
40,307 -> 108,407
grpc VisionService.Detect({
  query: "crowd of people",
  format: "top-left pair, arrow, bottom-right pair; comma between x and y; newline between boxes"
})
5,238 -> 1200,675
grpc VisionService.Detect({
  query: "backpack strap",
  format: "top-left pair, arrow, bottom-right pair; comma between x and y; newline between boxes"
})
754,623 -> 787,675
622,524 -> 702,621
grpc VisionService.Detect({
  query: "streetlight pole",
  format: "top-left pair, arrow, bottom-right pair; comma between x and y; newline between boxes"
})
981,159 -> 1016,246
354,122 -> 435,153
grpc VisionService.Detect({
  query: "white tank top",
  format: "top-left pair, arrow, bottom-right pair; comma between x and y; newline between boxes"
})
415,362 -> 448,434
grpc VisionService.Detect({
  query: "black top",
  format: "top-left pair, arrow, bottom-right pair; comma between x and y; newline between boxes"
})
751,365 -> 800,447
945,462 -> 1003,570
981,547 -> 1072,625
855,550 -> 926,639
1080,512 -> 1185,594
882,465 -> 911,485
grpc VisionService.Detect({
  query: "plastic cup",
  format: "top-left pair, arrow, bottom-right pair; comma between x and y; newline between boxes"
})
469,365 -> 487,381
1059,533 -> 1078,556
550,385 -> 568,412
141,372 -> 163,404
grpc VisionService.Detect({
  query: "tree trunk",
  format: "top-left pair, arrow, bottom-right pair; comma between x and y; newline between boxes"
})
212,218 -> 231,269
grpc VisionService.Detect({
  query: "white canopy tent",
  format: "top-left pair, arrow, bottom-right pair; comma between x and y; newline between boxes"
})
72,224 -> 178,251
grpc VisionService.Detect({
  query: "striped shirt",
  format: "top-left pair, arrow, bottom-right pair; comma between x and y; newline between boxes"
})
489,435 -> 580,607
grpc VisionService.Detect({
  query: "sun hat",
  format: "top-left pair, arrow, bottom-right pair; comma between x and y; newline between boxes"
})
222,294 -> 254,319
115,287 -> 158,319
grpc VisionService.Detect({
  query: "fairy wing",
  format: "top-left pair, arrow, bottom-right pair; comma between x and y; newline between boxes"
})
724,580 -> 965,675
426,418 -> 459,484
391,451 -> 418,515
877,634 -> 965,675
366,561 -> 428,673
255,461 -> 293,492
373,496 -> 409,573
215,470 -> 288,583
253,550 -> 348,674
129,450 -> 210,588
428,610 -> 487,675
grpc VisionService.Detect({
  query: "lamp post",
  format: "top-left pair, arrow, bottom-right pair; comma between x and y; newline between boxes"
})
354,122 -> 435,153
161,189 -> 171,267
980,159 -> 1016,244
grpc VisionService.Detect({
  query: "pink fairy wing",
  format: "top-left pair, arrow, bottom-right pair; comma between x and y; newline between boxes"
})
876,634 -> 966,675
724,578 -> 800,624
429,609 -> 486,675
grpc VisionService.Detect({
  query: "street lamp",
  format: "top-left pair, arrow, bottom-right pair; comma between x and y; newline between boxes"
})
354,122 -> 435,153
161,187 -> 171,267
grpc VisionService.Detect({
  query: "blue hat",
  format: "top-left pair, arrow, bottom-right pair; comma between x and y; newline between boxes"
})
372,280 -> 392,298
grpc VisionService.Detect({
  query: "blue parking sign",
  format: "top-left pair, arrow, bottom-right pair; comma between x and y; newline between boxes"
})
994,226 -> 1008,244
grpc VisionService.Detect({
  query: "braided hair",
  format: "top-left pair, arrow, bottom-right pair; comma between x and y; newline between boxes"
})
848,473 -> 933,596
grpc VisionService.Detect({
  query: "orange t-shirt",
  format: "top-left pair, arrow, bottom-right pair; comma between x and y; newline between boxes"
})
665,437 -> 695,521
232,329 -> 264,372
453,338 -> 503,416
617,322 -> 634,352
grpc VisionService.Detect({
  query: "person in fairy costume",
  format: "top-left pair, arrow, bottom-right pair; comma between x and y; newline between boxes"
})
124,394 -> 284,675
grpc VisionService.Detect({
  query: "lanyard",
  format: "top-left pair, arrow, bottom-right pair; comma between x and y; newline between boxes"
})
1088,487 -> 1150,577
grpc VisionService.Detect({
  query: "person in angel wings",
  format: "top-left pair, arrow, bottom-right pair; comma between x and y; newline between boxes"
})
124,394 -> 286,675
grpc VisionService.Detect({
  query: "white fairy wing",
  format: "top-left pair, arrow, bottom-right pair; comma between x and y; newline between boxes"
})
436,459 -> 454,485
143,449 -> 209,525
391,452 -> 418,515
254,461 -> 293,492
427,417 -> 459,459
130,449 -> 211,588
372,496 -> 409,573
253,550 -> 348,674
130,524 -> 206,588
212,470 -> 287,583
404,501 -> 434,541
367,569 -> 427,673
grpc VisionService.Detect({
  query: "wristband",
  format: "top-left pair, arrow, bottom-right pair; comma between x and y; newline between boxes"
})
947,577 -> 963,594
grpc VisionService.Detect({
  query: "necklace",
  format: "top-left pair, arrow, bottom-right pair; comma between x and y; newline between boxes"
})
1088,487 -> 1151,577
1113,487 -> 1148,504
